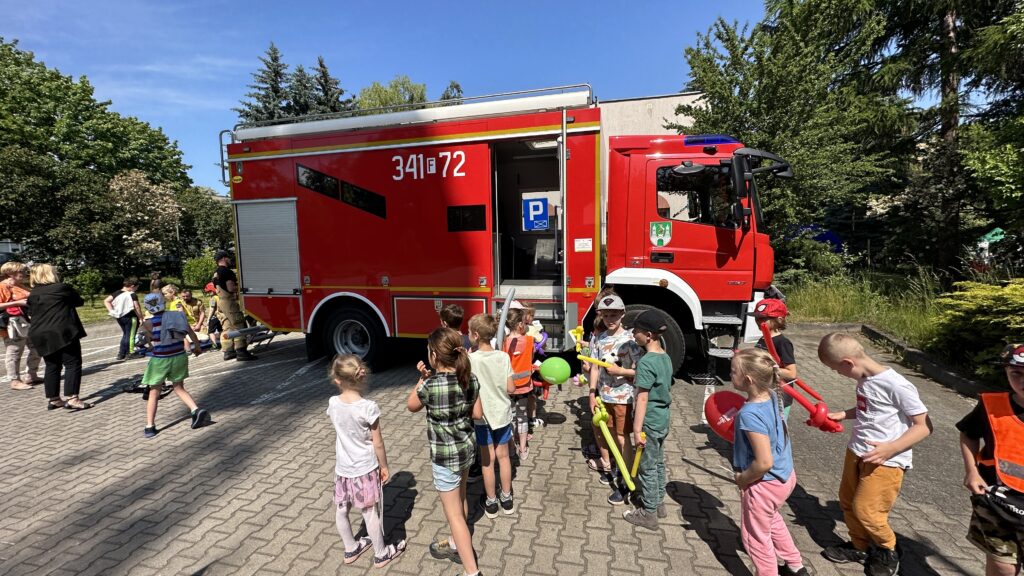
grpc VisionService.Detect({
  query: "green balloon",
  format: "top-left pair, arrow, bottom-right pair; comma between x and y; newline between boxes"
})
539,357 -> 571,385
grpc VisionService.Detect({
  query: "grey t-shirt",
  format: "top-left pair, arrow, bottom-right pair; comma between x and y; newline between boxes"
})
469,350 -> 514,429
849,368 -> 928,469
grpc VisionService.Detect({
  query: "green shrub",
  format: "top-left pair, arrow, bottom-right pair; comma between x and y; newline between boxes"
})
183,251 -> 217,289
67,268 -> 103,304
160,276 -> 183,289
928,279 -> 1024,383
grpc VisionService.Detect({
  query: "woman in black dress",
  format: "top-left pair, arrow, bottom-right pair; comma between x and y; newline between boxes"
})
27,263 -> 90,411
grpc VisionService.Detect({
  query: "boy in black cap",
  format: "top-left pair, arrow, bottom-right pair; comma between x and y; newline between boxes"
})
622,309 -> 673,530
212,250 -> 256,361
957,344 -> 1024,576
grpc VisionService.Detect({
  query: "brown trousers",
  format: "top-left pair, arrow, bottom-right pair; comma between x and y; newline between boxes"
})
839,448 -> 905,551
216,289 -> 247,353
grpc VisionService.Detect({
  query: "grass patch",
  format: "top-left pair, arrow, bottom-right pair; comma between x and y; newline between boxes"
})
784,272 -> 940,349
76,297 -> 111,326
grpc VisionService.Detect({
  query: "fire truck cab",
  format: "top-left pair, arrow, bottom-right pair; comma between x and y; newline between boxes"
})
220,85 -> 791,372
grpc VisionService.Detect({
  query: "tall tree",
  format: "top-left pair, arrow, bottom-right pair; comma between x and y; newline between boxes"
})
286,64 -> 316,117
440,81 -> 464,105
356,75 -> 427,113
312,55 -> 353,114
673,8 -> 913,246
235,42 -> 290,124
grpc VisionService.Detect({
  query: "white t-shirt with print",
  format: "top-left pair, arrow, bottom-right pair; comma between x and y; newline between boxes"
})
848,368 -> 928,469
327,396 -> 380,478
593,329 -> 642,405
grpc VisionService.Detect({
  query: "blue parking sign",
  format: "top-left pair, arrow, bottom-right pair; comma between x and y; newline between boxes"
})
523,198 -> 549,231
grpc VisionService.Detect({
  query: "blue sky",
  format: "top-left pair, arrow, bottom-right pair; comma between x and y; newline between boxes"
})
2,0 -> 764,191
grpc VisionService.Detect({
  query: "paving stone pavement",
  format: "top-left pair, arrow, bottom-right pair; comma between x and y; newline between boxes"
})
0,322 -> 987,575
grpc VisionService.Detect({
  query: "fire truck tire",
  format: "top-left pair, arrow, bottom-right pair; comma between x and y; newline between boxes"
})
321,306 -> 385,365
623,304 -> 685,374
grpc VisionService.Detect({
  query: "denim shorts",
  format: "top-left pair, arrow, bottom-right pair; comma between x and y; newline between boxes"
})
475,423 -> 513,446
431,462 -> 463,492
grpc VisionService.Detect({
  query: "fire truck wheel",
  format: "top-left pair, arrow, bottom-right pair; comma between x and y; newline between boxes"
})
623,304 -> 685,374
322,306 -> 384,365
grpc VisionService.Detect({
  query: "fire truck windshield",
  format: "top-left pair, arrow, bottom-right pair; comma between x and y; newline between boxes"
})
656,166 -> 736,228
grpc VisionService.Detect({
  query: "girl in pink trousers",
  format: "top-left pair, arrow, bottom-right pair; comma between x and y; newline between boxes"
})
731,348 -> 808,576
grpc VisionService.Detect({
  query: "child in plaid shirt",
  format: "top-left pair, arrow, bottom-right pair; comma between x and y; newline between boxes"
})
407,327 -> 481,575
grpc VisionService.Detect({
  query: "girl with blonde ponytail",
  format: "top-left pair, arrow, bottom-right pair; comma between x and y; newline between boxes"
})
729,348 -> 807,575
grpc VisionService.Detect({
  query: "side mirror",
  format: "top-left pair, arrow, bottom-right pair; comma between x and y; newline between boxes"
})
731,154 -> 750,199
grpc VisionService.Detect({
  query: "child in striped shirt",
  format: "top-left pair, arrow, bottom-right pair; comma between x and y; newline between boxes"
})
138,293 -> 210,438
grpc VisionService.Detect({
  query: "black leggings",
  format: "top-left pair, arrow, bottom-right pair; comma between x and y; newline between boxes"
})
117,315 -> 135,358
43,340 -> 83,399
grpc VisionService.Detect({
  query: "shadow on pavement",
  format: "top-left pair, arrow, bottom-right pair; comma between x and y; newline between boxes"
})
668,480 -> 753,576
381,470 -> 417,543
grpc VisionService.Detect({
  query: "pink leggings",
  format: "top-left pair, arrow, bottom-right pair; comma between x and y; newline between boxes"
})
740,472 -> 803,575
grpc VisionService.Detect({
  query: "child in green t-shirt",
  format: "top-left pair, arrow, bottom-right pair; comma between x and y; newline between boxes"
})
623,309 -> 674,530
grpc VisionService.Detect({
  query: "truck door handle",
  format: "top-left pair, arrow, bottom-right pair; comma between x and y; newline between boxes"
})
650,251 -> 674,263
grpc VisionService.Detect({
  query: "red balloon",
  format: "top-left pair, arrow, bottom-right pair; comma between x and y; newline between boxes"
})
704,391 -> 746,443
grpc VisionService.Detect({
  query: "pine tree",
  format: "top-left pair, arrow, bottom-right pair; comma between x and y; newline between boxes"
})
312,56 -> 353,114
235,42 -> 290,124
287,64 -> 316,118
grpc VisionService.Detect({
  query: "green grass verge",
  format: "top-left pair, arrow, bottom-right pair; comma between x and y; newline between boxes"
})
784,273 -> 940,349
76,297 -> 111,326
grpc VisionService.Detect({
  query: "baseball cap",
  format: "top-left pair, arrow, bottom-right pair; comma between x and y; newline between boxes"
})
204,282 -> 216,293
999,344 -> 1024,367
214,250 -> 233,262
596,294 -> 625,311
633,310 -> 668,334
143,293 -> 165,314
748,298 -> 788,319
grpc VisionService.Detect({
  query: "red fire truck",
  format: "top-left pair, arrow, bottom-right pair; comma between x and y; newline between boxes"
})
219,85 -> 791,372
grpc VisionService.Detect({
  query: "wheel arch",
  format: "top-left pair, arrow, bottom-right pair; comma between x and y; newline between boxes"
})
604,268 -> 702,332
308,292 -> 391,338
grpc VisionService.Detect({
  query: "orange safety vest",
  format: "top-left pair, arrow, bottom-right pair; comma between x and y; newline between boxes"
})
504,335 -> 535,393
980,393 -> 1024,493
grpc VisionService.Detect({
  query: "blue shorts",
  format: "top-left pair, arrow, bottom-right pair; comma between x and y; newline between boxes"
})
475,424 -> 513,446
431,463 -> 463,492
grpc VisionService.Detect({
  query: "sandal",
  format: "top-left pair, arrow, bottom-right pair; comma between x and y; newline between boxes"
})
64,397 -> 92,411
374,539 -> 407,568
46,398 -> 65,411
587,457 -> 610,472
344,537 -> 372,564
10,379 -> 31,390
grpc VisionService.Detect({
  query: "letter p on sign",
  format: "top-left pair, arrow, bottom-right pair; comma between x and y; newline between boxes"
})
522,198 -> 549,231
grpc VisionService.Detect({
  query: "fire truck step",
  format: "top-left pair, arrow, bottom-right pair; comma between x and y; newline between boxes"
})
707,348 -> 735,359
701,315 -> 744,326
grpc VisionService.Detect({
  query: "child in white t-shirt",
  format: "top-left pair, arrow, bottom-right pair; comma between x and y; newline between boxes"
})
818,333 -> 931,576
327,354 -> 406,568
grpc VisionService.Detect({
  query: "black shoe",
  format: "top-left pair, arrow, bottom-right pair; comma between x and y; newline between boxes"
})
865,546 -> 899,576
428,539 -> 461,564
191,408 -> 211,429
483,497 -> 499,519
499,491 -> 514,514
223,351 -> 237,361
114,355 -> 126,362
235,350 -> 257,361
822,541 -> 868,564
608,487 -> 626,505
599,471 -> 614,486
778,563 -> 810,576
144,426 -> 158,438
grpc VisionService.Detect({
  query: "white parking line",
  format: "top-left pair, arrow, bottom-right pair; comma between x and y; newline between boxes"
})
249,359 -> 325,405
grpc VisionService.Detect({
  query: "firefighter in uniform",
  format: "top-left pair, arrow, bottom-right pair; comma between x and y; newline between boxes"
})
957,344 -> 1024,575
212,250 -> 256,362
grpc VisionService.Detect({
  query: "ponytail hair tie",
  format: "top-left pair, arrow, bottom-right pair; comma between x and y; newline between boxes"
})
455,346 -> 466,353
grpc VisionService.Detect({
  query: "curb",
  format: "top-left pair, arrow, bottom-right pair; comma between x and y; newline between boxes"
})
859,324 -> 996,398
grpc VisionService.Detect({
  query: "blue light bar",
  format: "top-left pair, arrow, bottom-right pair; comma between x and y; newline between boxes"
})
684,134 -> 739,146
